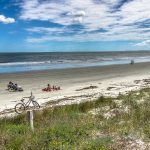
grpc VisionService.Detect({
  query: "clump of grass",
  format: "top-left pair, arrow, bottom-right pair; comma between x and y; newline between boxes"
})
80,137 -> 112,150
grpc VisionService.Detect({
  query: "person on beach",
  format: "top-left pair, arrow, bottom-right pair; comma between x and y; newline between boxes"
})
47,84 -> 51,91
52,85 -> 56,91
130,59 -> 134,65
7,82 -> 23,91
7,81 -> 13,90
42,84 -> 51,91
13,84 -> 18,91
54,85 -> 61,91
42,84 -> 61,92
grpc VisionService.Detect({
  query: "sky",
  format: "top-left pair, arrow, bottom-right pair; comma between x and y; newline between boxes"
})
0,0 -> 150,52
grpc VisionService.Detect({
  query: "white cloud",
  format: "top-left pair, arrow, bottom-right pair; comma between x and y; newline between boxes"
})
27,27 -> 65,33
135,40 -> 150,46
19,0 -> 150,43
0,15 -> 15,24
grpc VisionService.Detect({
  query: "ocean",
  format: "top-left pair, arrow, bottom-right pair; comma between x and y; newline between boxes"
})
0,51 -> 150,73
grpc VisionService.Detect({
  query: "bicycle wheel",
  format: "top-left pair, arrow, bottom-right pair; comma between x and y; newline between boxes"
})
32,101 -> 40,109
15,103 -> 25,114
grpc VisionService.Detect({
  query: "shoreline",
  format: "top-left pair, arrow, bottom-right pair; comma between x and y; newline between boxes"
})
0,60 -> 149,75
0,59 -> 149,75
1,61 -> 150,115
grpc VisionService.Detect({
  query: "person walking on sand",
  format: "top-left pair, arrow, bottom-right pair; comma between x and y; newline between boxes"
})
130,59 -> 134,65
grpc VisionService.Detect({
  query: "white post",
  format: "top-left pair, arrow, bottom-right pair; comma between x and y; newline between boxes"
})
27,110 -> 34,132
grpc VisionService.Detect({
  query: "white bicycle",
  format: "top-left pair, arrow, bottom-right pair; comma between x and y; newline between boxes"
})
15,92 -> 40,114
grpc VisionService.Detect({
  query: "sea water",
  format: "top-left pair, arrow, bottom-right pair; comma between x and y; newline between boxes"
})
0,51 -> 150,73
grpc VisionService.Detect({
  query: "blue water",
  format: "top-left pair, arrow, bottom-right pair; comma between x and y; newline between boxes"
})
0,51 -> 150,73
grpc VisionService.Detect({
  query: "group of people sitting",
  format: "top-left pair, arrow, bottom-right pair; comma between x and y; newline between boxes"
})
7,81 -> 23,92
7,82 -> 60,92
42,84 -> 61,92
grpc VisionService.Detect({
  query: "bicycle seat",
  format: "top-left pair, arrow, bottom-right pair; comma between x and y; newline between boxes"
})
21,99 -> 25,102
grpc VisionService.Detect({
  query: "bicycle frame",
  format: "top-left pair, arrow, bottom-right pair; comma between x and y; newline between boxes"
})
15,92 -> 40,114
21,96 -> 35,108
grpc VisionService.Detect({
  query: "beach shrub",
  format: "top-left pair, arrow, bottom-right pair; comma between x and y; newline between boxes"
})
80,137 -> 112,150
5,124 -> 28,135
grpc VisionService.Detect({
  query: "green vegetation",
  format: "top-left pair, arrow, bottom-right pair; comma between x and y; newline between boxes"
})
0,88 -> 150,150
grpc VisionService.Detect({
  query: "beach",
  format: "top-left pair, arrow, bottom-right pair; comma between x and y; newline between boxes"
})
1,61 -> 150,115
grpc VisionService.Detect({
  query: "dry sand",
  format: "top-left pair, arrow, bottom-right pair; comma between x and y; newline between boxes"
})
1,62 -> 150,114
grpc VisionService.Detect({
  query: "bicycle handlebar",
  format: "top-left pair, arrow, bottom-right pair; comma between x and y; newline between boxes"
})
22,96 -> 31,99
22,96 -> 35,99
23,92 -> 33,98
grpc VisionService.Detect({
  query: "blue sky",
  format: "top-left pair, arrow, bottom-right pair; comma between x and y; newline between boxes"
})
0,0 -> 150,52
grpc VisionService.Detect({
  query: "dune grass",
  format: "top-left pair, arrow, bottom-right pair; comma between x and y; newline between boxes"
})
0,88 -> 150,150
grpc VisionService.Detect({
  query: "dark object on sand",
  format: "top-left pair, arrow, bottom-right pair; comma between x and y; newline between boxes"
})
7,82 -> 23,92
76,85 -> 98,91
130,60 -> 134,65
134,80 -> 141,84
107,87 -> 116,90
